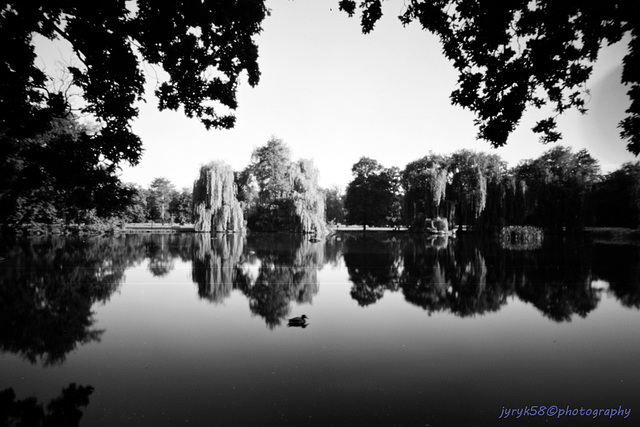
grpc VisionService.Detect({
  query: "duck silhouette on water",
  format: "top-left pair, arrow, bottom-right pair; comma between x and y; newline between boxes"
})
287,315 -> 309,328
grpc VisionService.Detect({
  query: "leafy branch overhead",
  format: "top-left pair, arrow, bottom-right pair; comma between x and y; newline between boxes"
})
2,0 -> 268,166
339,0 -> 640,155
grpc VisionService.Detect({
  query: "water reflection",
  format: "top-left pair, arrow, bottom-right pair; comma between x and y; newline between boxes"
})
191,233 -> 244,303
0,236 -> 137,365
342,235 -> 401,306
0,234 -> 192,365
592,244 -> 640,309
399,236 -> 506,317
1,233 -> 638,426
336,232 -> 639,322
0,383 -> 93,426
0,232 -> 638,364
191,234 -> 322,328
144,233 -> 193,277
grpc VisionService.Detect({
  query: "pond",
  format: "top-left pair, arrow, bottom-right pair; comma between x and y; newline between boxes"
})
0,232 -> 639,426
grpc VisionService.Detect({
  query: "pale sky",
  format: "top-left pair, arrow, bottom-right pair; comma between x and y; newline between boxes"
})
37,0 -> 638,191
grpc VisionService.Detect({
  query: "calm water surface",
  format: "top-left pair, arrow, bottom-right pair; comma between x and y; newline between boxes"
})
1,232 -> 639,426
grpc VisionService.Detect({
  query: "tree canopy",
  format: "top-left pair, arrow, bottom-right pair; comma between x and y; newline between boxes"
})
402,154 -> 449,226
2,0 -> 268,167
339,0 -> 640,155
345,157 -> 400,229
241,137 -> 326,234
0,114 -> 134,225
1,1 -> 267,227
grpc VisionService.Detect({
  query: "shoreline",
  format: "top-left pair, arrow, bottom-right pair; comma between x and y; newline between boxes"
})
3,223 -> 639,244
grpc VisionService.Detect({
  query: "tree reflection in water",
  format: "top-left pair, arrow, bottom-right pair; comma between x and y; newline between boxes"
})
0,383 -> 93,426
0,236 -> 142,365
191,233 -> 322,328
341,233 -> 640,322
505,240 -> 600,322
191,233 -> 244,303
175,233 -> 640,322
1,232 -> 638,364
342,234 -> 402,306
592,243 -> 640,309
142,233 -> 194,277
400,235 -> 603,321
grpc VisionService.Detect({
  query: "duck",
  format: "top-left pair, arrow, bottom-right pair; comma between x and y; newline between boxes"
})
287,314 -> 309,327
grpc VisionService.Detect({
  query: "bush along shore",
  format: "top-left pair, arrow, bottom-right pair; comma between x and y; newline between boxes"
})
1,218 -> 127,236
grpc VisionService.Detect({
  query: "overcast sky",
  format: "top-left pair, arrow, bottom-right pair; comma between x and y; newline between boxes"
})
37,0 -> 638,190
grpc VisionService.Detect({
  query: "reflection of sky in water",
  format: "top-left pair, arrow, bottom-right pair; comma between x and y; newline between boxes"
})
1,235 -> 639,426
241,258 -> 262,286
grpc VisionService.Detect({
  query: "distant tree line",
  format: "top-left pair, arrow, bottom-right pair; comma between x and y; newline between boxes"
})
341,147 -> 640,232
123,177 -> 193,225
2,123 -> 639,234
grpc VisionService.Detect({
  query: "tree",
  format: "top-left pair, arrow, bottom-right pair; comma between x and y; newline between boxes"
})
592,162 -> 640,228
241,137 -> 326,234
2,1 -> 268,167
324,186 -> 346,224
345,157 -> 398,229
384,166 -> 404,227
339,1 -> 640,155
449,150 -> 505,229
0,114 -> 134,225
2,2 -> 267,227
402,154 -> 449,229
249,136 -> 293,203
514,146 -> 600,232
122,184 -> 148,223
169,188 -> 193,225
289,158 -> 327,235
192,161 -> 245,232
147,177 -> 175,223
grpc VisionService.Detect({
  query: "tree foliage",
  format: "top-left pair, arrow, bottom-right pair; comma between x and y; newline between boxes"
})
345,157 -> 400,229
345,145 -> 626,232
192,161 -> 245,233
1,1 -> 267,227
339,0 -> 640,154
449,150 -> 505,228
249,136 -> 293,202
169,188 -> 193,225
592,161 -> 640,228
0,115 -> 134,225
324,186 -> 346,224
147,177 -> 175,223
2,0 -> 268,166
241,137 -> 326,234
401,154 -> 449,229
514,146 -> 600,232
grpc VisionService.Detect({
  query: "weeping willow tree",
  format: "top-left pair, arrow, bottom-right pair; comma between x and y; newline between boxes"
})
449,150 -> 505,229
290,159 -> 327,235
460,167 -> 487,219
192,161 -> 245,233
481,174 -> 528,229
402,154 -> 449,231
